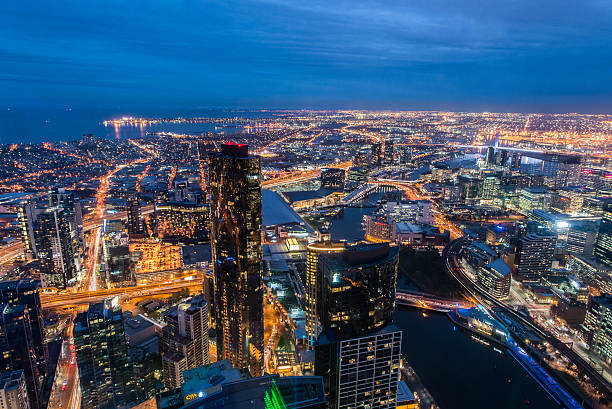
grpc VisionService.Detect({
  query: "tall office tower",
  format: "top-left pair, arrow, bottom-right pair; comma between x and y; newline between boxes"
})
510,152 -> 522,171
370,143 -> 382,166
515,230 -> 557,283
161,295 -> 210,389
0,370 -> 29,409
594,198 -> 612,269
496,149 -> 509,167
320,168 -> 346,190
126,198 -> 145,238
582,294 -> 612,363
567,221 -> 599,258
399,146 -> 412,166
479,174 -> 500,200
155,202 -> 211,245
208,143 -> 264,377
49,188 -> 83,239
315,243 -> 401,409
19,204 -> 78,289
383,140 -> 394,165
0,305 -> 40,409
485,146 -> 495,166
74,299 -> 137,409
305,235 -> 345,349
0,280 -> 47,388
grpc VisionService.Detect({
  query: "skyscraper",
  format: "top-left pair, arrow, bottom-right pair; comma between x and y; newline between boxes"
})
515,230 -> 557,283
370,143 -> 382,166
74,299 -> 137,409
208,143 -> 264,377
0,305 -> 40,409
594,198 -> 612,269
583,294 -> 612,363
485,146 -> 495,166
126,198 -> 145,238
0,280 -> 47,390
383,140 -> 394,165
18,204 -> 78,288
305,235 -> 345,349
161,295 -> 210,389
314,242 -> 402,409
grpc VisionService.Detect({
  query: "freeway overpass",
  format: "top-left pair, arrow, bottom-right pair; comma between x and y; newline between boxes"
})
41,280 -> 204,309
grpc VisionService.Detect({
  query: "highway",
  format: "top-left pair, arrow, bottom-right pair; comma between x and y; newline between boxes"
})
443,238 -> 612,403
41,279 -> 204,309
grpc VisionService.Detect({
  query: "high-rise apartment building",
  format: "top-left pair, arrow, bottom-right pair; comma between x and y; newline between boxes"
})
305,235 -> 345,349
515,230 -> 557,283
314,243 -> 401,409
74,299 -> 138,409
208,143 -> 264,377
383,140 -> 394,165
161,295 -> 210,389
370,143 -> 382,166
0,305 -> 40,409
594,198 -> 612,269
18,204 -> 78,288
127,198 -> 145,238
583,294 -> 612,364
0,280 -> 47,391
0,370 -> 29,409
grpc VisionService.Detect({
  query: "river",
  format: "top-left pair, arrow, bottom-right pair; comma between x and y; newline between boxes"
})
328,194 -> 562,409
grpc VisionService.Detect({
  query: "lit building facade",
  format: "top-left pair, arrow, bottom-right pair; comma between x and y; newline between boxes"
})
477,258 -> 511,300
314,243 -> 401,409
18,204 -> 78,288
208,143 -> 264,377
129,240 -> 182,275
0,305 -> 40,409
74,299 -> 139,409
0,370 -> 29,409
515,231 -> 557,283
155,202 -> 211,245
127,198 -> 145,238
594,199 -> 612,269
0,280 -> 47,393
583,294 -> 612,364
161,295 -> 210,389
320,168 -> 345,190
305,236 -> 345,349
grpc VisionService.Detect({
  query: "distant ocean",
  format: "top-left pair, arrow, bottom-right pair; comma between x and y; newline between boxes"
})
0,108 -> 276,145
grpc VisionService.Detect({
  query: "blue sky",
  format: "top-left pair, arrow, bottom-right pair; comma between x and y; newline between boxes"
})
1,0 -> 611,112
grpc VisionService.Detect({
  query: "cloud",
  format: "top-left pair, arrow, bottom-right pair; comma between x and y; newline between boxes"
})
0,0 -> 610,111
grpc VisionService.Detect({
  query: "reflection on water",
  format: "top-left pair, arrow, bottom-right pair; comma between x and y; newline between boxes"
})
328,194 -> 560,409
394,309 -> 561,409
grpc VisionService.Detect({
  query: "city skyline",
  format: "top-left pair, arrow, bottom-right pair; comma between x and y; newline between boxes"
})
0,2 -> 611,409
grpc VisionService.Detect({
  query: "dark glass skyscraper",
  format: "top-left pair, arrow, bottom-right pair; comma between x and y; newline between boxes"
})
208,143 -> 264,377
0,280 -> 47,390
74,299 -> 137,409
314,242 -> 402,409
126,198 -> 145,238
18,204 -> 78,289
0,305 -> 40,409
594,198 -> 612,269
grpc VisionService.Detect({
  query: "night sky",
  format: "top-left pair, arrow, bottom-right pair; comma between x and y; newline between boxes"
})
1,0 -> 611,112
